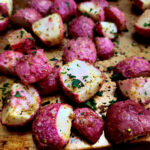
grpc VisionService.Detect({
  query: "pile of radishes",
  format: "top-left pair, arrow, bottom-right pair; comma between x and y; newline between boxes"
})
1,0 -> 150,149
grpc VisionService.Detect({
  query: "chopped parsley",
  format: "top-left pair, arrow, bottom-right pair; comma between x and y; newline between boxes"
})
20,30 -> 24,38
85,99 -> 97,110
144,91 -> 148,96
1,88 -> 6,95
27,38 -> 34,41
116,41 -> 120,45
68,74 -> 76,78
66,1 -> 70,7
14,91 -> 21,97
32,51 -> 37,54
108,100 -> 116,107
61,72 -> 67,74
72,79 -> 84,88
77,64 -> 80,67
89,8 -> 93,12
68,46 -> 71,50
42,101 -> 50,106
102,115 -> 106,120
4,44 -> 10,50
144,22 -> 150,27
81,112 -> 84,115
50,57 -> 57,61
97,91 -> 103,96
83,75 -> 88,80
3,83 -> 9,87
83,12 -> 89,17
2,14 -> 7,18
107,66 -> 114,72
111,73 -> 120,81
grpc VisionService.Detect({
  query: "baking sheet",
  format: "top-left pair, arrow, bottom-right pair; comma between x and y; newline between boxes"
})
0,0 -> 150,149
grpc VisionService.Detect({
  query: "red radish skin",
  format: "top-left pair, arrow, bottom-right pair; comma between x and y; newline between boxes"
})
51,0 -> 77,22
37,67 -> 60,96
105,100 -> 150,144
0,50 -> 23,76
63,37 -> 97,64
2,83 -> 41,127
69,16 -> 95,39
95,37 -> 114,60
73,108 -> 104,144
133,0 -> 150,11
7,28 -> 35,53
114,56 -> 150,78
104,6 -> 127,31
28,0 -> 53,16
11,8 -> 42,30
135,9 -> 150,37
16,49 -> 51,84
32,104 -> 74,150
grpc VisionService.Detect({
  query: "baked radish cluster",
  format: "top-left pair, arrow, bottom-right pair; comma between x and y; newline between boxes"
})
1,0 -> 150,149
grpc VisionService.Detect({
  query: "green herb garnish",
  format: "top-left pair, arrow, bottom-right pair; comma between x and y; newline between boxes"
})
42,101 -> 50,106
97,91 -> 103,96
81,112 -> 84,115
107,66 -> 114,72
83,75 -> 88,80
68,74 -> 76,78
32,51 -> 37,54
20,30 -> 24,38
85,99 -> 97,110
61,72 -> 67,74
3,83 -> 9,87
66,1 -> 70,7
14,91 -> 21,97
4,44 -> 10,50
72,79 -> 84,88
50,57 -> 57,61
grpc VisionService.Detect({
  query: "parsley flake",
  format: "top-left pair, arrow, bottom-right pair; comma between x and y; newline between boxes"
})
85,99 -> 97,110
72,79 -> 84,88
50,57 -> 57,61
32,51 -> 37,54
81,112 -> 84,115
97,91 -> 103,96
68,74 -> 76,78
42,101 -> 50,106
61,72 -> 67,74
20,30 -> 24,38
83,75 -> 88,80
107,66 -> 114,72
66,1 -> 70,7
14,91 -> 21,97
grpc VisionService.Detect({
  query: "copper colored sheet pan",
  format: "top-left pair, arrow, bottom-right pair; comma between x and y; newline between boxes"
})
0,0 -> 150,149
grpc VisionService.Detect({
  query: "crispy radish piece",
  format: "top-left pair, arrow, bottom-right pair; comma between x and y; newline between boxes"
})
36,67 -> 60,96
95,37 -> 114,60
133,0 -> 150,11
51,0 -> 77,22
7,28 -> 35,52
11,8 -> 42,30
73,108 -> 104,144
68,16 -> 95,39
59,60 -> 105,103
104,6 -> 127,31
0,15 -> 9,32
32,13 -> 65,46
28,0 -> 53,16
105,100 -> 150,144
117,77 -> 150,104
0,50 -> 23,76
0,0 -> 13,17
16,49 -> 51,84
92,0 -> 108,8
96,21 -> 118,39
32,104 -> 74,149
2,83 -> 41,127
63,37 -> 97,64
135,9 -> 150,37
78,1 -> 105,21
0,0 -> 13,31
114,57 -> 150,78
